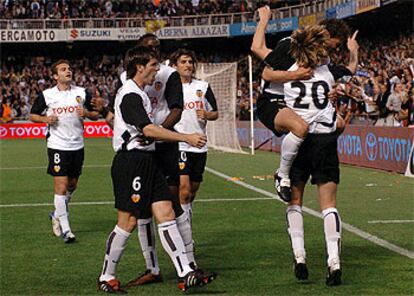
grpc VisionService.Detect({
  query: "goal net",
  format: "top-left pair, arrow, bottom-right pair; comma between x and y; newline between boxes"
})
196,63 -> 245,153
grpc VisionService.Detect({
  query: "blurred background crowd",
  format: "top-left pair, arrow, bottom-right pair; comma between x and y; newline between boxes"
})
1,1 -> 413,127
0,0 -> 312,19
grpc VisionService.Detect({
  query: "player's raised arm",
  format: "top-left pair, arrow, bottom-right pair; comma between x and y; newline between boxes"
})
251,5 -> 272,60
346,30 -> 359,74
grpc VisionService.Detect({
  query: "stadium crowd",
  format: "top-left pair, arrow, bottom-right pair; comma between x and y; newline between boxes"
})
0,0 -> 314,19
1,30 -> 413,126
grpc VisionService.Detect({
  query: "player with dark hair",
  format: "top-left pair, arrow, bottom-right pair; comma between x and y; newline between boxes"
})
170,48 -> 219,247
29,59 -> 99,243
96,46 -> 214,293
251,5 -> 357,202
92,34 -> 212,287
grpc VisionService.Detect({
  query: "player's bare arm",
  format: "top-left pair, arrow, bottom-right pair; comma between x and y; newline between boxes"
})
262,66 -> 314,83
346,30 -> 359,74
29,113 -> 58,125
160,107 -> 182,129
142,124 -> 206,148
251,5 -> 272,60
196,109 -> 219,121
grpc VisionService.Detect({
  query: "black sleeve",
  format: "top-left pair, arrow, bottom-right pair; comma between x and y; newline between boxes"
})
30,93 -> 47,115
120,93 -> 152,130
84,91 -> 94,111
205,86 -> 218,111
107,80 -> 123,113
263,38 -> 295,71
328,64 -> 353,81
164,71 -> 183,109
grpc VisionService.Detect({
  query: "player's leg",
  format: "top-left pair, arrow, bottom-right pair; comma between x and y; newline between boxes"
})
287,182 -> 309,281
287,143 -> 311,281
98,210 -> 134,294
52,176 -> 74,242
274,108 -> 309,202
180,175 -> 193,223
127,209 -> 163,287
318,182 -> 342,286
152,200 -> 214,292
311,132 -> 342,285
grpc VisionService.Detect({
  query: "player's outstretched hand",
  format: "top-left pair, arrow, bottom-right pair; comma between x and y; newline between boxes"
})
196,109 -> 206,120
294,67 -> 313,80
91,94 -> 105,112
347,30 -> 359,53
258,5 -> 271,23
76,106 -> 86,118
185,133 -> 207,149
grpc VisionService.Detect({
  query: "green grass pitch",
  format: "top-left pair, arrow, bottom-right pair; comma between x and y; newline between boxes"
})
1,138 -> 413,295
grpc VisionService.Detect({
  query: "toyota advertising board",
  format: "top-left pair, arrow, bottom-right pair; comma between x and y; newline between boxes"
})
0,122 -> 113,139
237,122 -> 414,174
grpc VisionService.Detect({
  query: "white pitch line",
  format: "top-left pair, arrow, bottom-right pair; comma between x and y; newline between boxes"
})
0,164 -> 111,171
0,197 -> 273,208
368,220 -> 414,224
205,167 -> 414,260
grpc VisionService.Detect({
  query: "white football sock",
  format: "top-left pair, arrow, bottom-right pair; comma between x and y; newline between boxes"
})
66,190 -> 74,204
137,218 -> 160,275
158,220 -> 192,277
286,205 -> 306,261
322,207 -> 342,266
99,225 -> 131,282
279,132 -> 304,179
54,194 -> 71,234
176,212 -> 196,266
181,203 -> 193,228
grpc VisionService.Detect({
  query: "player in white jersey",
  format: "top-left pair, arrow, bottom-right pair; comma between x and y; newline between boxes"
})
170,49 -> 218,239
29,59 -> 99,243
251,6 -> 358,202
97,47 -> 217,294
92,34 -> 202,286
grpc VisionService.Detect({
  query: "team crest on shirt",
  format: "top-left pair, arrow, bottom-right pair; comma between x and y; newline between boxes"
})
131,194 -> 141,203
196,90 -> 203,98
179,162 -> 185,170
53,165 -> 61,173
154,81 -> 162,91
75,96 -> 82,103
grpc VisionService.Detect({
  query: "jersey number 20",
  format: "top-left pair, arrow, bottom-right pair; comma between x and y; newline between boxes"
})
291,81 -> 330,109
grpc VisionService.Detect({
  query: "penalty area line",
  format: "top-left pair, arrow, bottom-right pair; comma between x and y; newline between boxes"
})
205,166 -> 414,260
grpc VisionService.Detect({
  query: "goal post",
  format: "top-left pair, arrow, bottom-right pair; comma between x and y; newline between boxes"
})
197,62 -> 246,154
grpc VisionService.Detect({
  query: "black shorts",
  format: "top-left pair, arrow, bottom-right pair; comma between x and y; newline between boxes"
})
111,150 -> 173,218
290,132 -> 340,185
256,92 -> 286,137
178,151 -> 207,183
47,148 -> 84,177
154,142 -> 179,186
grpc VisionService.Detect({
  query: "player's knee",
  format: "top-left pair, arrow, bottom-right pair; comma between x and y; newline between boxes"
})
179,187 -> 192,204
294,121 -> 309,138
152,201 -> 176,223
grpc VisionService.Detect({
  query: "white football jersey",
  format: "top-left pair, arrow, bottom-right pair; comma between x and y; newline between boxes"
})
40,86 -> 88,150
175,79 -> 215,153
112,79 -> 155,152
283,63 -> 338,134
144,64 -> 177,125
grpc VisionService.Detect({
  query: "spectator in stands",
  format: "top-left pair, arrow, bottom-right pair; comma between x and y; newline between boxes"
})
1,99 -> 13,123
